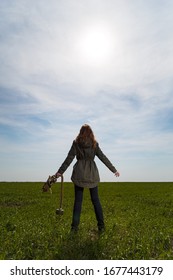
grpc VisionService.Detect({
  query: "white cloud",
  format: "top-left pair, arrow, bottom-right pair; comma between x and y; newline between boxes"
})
0,0 -> 173,181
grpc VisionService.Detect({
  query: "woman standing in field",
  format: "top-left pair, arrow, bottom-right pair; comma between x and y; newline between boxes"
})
55,124 -> 120,233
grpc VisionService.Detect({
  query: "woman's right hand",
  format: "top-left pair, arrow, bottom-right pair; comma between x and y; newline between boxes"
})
115,171 -> 120,177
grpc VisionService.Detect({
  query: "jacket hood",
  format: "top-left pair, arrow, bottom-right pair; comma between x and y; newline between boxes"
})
78,139 -> 93,148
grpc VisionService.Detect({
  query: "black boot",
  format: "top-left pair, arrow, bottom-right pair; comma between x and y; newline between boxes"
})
71,226 -> 78,233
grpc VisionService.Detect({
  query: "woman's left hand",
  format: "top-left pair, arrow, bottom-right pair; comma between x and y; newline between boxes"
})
55,172 -> 62,178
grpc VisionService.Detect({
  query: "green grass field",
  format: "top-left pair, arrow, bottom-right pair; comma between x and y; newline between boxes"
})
0,182 -> 173,260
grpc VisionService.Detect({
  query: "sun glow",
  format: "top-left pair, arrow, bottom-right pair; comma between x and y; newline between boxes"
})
77,23 -> 115,66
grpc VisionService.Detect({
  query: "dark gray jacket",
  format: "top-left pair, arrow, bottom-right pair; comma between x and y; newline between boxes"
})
57,140 -> 117,188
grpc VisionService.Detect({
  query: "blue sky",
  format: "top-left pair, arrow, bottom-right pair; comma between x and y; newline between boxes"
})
0,0 -> 173,182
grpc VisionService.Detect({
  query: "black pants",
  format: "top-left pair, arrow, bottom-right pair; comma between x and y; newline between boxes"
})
71,185 -> 104,230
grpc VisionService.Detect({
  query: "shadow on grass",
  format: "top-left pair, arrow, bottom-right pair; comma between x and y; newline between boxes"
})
52,230 -> 106,260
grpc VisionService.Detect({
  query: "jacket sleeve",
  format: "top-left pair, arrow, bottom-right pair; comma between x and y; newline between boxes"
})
57,141 -> 76,174
96,143 -> 117,173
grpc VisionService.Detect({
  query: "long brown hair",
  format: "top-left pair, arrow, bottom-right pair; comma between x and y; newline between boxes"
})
75,124 -> 97,148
